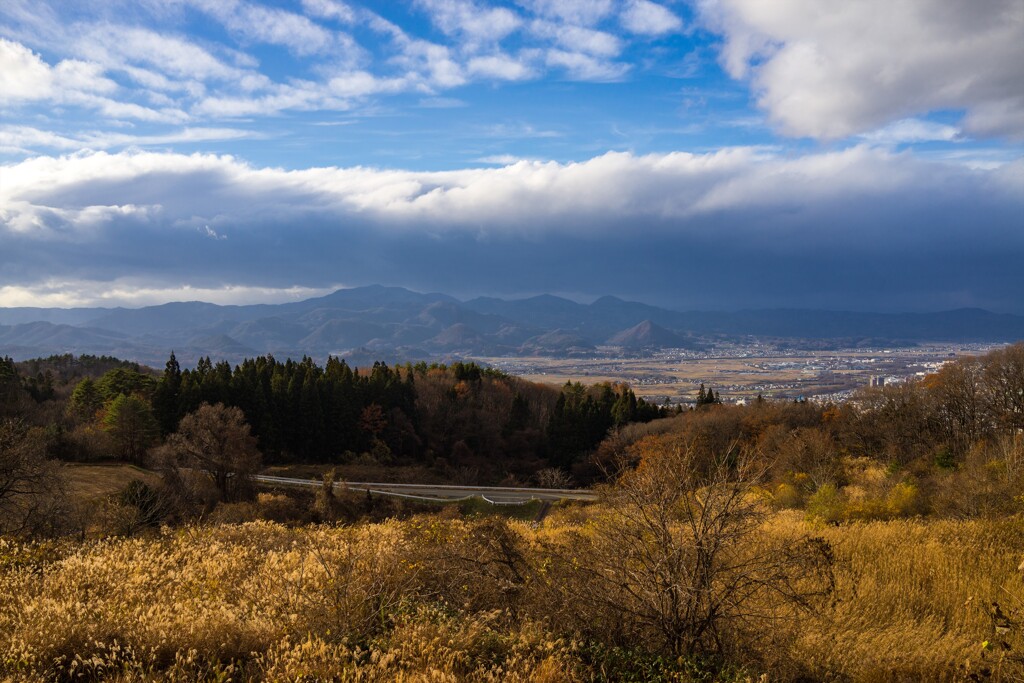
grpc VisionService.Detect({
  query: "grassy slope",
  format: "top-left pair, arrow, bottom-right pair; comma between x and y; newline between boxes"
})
63,462 -> 162,501
2,513 -> 1022,680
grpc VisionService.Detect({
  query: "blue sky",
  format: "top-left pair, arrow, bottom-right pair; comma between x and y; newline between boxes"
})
1,0 -> 1023,312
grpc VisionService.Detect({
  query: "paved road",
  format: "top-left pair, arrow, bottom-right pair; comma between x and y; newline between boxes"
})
254,474 -> 599,504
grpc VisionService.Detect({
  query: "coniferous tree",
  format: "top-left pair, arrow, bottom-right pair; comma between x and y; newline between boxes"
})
505,392 -> 531,434
103,394 -> 159,463
69,378 -> 103,421
0,358 -> 26,419
153,352 -> 182,436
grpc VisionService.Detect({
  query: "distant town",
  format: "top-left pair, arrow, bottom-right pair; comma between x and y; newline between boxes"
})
473,342 -> 1005,406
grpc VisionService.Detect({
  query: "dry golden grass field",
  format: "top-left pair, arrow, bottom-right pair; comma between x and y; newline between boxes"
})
2,510 -> 1022,681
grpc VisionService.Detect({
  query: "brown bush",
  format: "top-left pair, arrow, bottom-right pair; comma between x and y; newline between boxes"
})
529,435 -> 835,675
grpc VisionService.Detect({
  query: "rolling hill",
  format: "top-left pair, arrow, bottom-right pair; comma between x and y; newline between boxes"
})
1,286 -> 1022,366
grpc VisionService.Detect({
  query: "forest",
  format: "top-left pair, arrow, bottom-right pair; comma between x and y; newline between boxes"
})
9,353 -> 666,468
1,344 -> 1023,680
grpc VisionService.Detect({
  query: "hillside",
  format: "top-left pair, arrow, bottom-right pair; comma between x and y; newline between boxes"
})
606,319 -> 692,349
2,286 -> 1023,365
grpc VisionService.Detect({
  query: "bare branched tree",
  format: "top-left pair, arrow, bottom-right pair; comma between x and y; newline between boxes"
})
560,436 -> 834,662
0,418 -> 67,536
163,403 -> 261,503
535,467 -> 573,489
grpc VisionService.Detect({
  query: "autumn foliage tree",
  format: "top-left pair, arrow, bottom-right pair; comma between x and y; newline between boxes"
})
164,403 -> 261,502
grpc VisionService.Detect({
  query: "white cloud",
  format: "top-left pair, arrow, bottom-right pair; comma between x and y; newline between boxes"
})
699,0 -> 1024,139
229,4 -> 337,56
393,39 -> 467,89
199,224 -> 227,240
0,199 -> 155,239
620,0 -> 682,36
530,20 -> 621,57
467,54 -> 534,80
0,0 -> 707,140
183,0 -> 342,57
3,147 -> 1020,240
515,0 -> 614,26
546,49 -> 629,81
0,127 -> 80,154
415,0 -> 521,47
190,62 -> 421,118
0,280 -> 338,308
72,94 -> 190,124
194,80 -> 343,117
0,38 -> 116,103
0,37 -> 188,123
0,125 -> 253,153
476,154 -> 530,164
483,123 -> 561,139
301,0 -> 355,24
2,148 -> 1021,311
860,119 -> 962,145
76,25 -> 247,83
0,38 -> 55,101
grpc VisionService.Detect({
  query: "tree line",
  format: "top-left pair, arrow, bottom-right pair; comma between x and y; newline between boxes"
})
3,343 -> 1022,535
4,352 -> 667,482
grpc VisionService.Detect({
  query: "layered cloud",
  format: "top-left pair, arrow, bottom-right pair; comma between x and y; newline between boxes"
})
0,281 -> 337,308
0,0 -> 684,153
1,1 -> 1020,312
699,0 -> 1024,138
2,149 -> 1021,310
3,0 -> 1019,158
0,37 -> 186,124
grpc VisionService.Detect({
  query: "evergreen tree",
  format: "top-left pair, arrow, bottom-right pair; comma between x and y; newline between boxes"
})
152,352 -> 182,436
0,358 -> 28,418
96,367 -> 156,402
102,394 -> 159,463
505,392 -> 531,434
69,378 -> 103,421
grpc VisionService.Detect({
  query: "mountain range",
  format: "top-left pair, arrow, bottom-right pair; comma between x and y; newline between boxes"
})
1,285 -> 1023,366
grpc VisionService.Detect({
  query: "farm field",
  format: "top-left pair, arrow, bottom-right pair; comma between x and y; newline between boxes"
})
474,342 -> 1002,404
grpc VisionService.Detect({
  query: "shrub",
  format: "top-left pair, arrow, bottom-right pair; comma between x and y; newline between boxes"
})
805,483 -> 845,524
770,482 -> 804,510
546,437 -> 835,668
256,492 -> 301,523
886,481 -> 921,517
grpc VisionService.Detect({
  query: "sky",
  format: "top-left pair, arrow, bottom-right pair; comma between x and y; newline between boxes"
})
1,0 -> 1022,312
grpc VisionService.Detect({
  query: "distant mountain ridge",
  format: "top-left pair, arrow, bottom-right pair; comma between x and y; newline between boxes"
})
1,285 -> 1022,366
